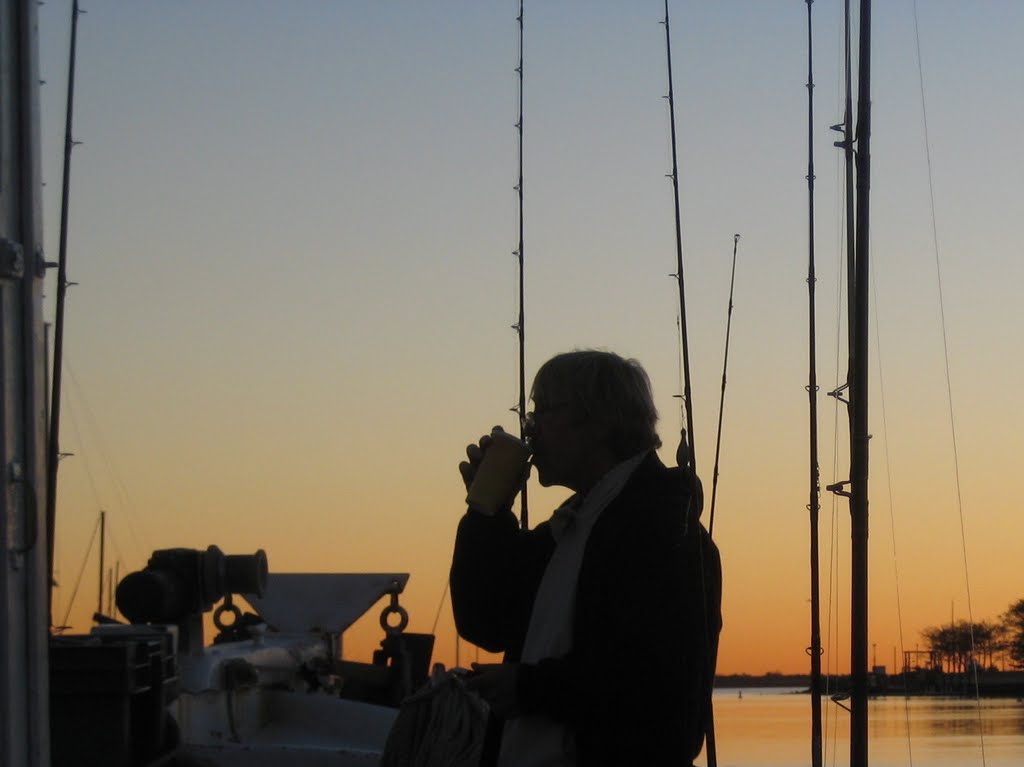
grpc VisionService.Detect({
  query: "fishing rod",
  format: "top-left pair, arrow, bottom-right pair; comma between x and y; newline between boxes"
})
661,0 -> 696,475
707,234 -> 740,538
803,3 -> 824,766
662,7 -> 718,767
46,0 -> 84,623
512,0 -> 528,530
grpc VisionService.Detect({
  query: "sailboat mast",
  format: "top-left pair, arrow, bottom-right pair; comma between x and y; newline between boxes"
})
850,0 -> 872,763
97,510 -> 105,616
803,3 -> 823,766
46,0 -> 83,619
513,0 -> 528,529
662,0 -> 697,473
111,561 -> 119,617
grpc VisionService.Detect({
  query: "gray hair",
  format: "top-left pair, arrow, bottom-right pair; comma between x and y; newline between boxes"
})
531,349 -> 661,460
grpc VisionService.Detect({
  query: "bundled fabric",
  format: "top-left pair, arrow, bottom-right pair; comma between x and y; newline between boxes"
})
381,670 -> 489,767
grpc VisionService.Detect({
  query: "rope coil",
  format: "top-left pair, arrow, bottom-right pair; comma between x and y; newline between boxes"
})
380,670 -> 488,767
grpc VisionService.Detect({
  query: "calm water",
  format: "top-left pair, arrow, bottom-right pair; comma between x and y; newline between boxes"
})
697,688 -> 1024,767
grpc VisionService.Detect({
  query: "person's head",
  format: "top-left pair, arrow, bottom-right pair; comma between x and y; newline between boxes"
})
526,350 -> 661,491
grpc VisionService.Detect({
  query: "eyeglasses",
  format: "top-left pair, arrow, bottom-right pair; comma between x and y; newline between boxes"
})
524,401 -> 569,430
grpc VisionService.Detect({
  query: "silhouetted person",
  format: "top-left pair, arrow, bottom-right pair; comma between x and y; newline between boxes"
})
451,349 -> 722,767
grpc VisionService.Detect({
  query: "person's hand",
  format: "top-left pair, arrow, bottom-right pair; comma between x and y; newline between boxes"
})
459,426 -> 531,514
464,662 -> 522,719
458,426 -> 504,493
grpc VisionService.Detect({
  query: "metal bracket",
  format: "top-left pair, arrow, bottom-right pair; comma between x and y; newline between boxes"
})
36,249 -> 57,278
828,382 -> 850,405
379,585 -> 409,636
826,480 -> 851,498
831,691 -> 852,713
7,462 -> 38,559
0,238 -> 25,279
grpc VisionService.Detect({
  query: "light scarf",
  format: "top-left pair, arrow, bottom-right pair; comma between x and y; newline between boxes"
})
497,453 -> 646,767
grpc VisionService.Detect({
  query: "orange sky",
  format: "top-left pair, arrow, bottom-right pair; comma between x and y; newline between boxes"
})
42,2 -> 1024,676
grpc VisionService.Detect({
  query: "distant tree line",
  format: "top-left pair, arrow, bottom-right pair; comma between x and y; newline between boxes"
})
921,599 -> 1024,673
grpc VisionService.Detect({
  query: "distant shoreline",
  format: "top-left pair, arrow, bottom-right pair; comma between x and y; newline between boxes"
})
716,674 -> 809,689
716,670 -> 1024,697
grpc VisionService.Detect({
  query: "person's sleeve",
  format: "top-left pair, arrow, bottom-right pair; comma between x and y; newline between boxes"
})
450,509 -> 553,655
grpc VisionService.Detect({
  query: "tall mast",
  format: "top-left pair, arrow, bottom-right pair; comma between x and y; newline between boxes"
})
513,0 -> 528,529
46,0 -> 84,617
97,510 -> 106,616
849,0 -> 872,763
827,2 -> 870,761
662,0 -> 697,473
804,3 -> 823,766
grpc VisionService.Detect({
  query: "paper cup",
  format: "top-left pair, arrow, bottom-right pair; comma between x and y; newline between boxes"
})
466,431 -> 531,516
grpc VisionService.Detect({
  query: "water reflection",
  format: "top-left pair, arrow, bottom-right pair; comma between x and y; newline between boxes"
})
870,696 -> 1024,738
699,688 -> 1024,767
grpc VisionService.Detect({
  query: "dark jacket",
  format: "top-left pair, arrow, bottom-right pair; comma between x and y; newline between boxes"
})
450,452 -> 722,767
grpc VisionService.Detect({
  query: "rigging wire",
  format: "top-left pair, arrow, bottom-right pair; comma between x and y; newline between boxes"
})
431,581 -> 449,636
59,510 -> 102,631
910,2 -> 986,760
66,361 -> 152,557
870,264 -> 915,767
823,0 -> 856,759
64,390 -> 102,511
822,14 -> 850,767
824,145 -> 846,767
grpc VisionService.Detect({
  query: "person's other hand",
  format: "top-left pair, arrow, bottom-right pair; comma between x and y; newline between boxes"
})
458,426 -> 505,492
464,662 -> 522,719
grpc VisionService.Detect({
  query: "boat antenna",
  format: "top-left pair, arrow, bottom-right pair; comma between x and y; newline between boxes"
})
707,234 -> 740,538
46,0 -> 85,623
661,0 -> 696,474
803,3 -> 824,766
512,0 -> 528,529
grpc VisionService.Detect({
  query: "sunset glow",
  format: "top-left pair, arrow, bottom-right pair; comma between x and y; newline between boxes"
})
41,1 -> 1024,677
